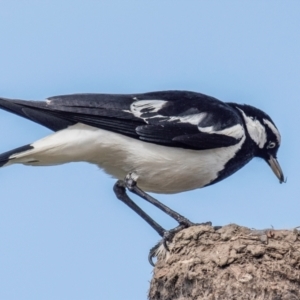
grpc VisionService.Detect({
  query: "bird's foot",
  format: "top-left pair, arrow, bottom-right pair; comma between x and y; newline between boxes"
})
148,222 -> 222,266
148,225 -> 184,266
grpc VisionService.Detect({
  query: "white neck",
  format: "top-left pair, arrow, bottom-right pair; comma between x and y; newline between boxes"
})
237,108 -> 267,148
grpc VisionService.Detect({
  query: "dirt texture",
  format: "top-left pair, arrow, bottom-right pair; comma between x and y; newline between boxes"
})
149,224 -> 300,300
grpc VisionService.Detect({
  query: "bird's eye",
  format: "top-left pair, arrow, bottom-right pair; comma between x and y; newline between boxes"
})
267,141 -> 276,149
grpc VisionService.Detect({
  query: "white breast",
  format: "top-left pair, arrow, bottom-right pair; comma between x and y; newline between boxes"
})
8,123 -> 246,194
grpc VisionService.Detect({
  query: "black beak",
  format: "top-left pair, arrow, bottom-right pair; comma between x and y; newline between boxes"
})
267,156 -> 285,184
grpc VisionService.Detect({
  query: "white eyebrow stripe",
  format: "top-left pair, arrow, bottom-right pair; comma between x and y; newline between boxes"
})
263,118 -> 281,144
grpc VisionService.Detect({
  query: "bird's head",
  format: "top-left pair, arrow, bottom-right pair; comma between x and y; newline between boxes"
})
234,104 -> 284,184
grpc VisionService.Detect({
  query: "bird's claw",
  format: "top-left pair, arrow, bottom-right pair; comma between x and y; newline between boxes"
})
148,240 -> 163,266
148,225 -> 185,266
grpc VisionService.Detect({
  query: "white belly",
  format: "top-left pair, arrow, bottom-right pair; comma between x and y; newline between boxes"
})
8,123 -> 245,194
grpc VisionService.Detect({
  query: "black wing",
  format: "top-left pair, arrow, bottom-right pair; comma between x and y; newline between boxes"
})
0,90 -> 243,150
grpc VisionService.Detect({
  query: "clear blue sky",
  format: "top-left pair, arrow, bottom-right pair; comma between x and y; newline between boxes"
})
0,2 -> 299,299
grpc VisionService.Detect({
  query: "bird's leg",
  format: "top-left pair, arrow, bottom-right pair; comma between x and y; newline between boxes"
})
114,172 -> 221,266
113,178 -> 180,265
113,180 -> 166,237
124,172 -> 195,227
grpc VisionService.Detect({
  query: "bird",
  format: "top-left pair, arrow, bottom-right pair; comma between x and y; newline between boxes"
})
0,90 -> 284,263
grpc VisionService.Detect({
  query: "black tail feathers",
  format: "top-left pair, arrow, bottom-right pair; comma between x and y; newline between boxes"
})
0,144 -> 33,167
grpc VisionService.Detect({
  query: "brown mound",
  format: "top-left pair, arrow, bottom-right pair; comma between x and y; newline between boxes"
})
149,224 -> 300,300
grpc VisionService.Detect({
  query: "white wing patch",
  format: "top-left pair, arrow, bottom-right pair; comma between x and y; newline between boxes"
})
237,108 -> 267,148
263,118 -> 281,144
130,99 -> 207,125
167,113 -> 207,125
130,100 -> 167,118
198,124 -> 244,139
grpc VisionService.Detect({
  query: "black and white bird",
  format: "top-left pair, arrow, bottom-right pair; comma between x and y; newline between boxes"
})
0,90 -> 284,262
